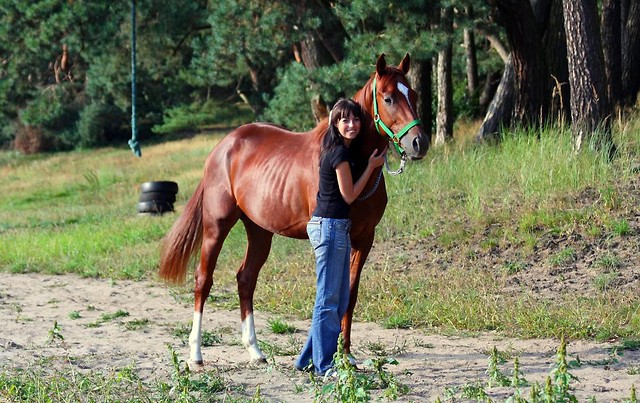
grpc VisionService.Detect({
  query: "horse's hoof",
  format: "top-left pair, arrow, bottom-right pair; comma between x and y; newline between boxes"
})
249,356 -> 268,365
188,360 -> 204,371
347,354 -> 357,367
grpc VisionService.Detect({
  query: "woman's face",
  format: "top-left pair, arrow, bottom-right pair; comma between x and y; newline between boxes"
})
336,112 -> 361,144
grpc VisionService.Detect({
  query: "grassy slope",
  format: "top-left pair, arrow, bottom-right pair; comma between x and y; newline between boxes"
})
1,116 -> 639,342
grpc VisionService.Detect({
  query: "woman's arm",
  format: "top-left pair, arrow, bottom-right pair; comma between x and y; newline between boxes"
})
336,147 -> 387,204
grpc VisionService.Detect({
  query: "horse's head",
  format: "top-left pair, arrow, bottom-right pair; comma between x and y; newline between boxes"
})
356,53 -> 431,162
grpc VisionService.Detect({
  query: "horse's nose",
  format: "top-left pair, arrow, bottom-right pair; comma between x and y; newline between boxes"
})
413,135 -> 429,157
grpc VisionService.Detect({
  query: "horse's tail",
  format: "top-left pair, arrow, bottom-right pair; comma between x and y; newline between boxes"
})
159,180 -> 204,284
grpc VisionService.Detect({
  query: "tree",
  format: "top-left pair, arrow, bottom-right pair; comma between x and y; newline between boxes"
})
621,1 -> 640,106
494,0 -> 547,127
602,0 -> 623,109
477,0 -> 570,141
436,5 -> 454,146
563,0 -> 615,154
463,6 -> 479,98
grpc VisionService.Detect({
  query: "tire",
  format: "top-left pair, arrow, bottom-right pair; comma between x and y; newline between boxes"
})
139,181 -> 178,194
137,201 -> 174,214
138,191 -> 176,203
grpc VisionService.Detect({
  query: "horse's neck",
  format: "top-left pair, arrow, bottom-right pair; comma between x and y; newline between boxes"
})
352,80 -> 387,160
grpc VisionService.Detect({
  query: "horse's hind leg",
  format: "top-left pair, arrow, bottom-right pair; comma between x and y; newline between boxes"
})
237,217 -> 274,363
190,210 -> 240,366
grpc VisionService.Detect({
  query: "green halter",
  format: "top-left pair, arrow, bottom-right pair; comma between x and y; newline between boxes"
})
372,77 -> 422,156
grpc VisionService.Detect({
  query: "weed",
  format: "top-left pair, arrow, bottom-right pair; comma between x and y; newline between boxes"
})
628,367 -> 640,375
625,384 -> 637,403
594,253 -> 622,270
311,335 -> 405,402
609,219 -> 631,236
68,310 -> 81,320
267,317 -> 296,334
124,318 -> 150,331
47,320 -> 65,345
383,315 -> 413,329
503,261 -> 527,275
546,337 -> 579,402
549,247 -> 577,266
486,346 -> 510,387
86,309 -> 130,328
593,271 -> 620,291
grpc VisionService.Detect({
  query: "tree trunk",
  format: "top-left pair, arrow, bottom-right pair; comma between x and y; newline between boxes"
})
495,0 -> 547,127
464,7 -> 479,97
621,0 -> 640,106
602,0 -> 623,108
542,0 -> 570,126
293,0 -> 347,69
435,6 -> 453,146
563,0 -> 614,154
477,55 -> 515,141
407,58 -> 433,140
478,70 -> 502,114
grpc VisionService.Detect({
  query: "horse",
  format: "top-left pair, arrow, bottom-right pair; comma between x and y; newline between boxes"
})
159,53 -> 430,366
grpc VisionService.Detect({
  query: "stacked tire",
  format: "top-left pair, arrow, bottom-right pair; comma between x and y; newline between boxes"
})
137,181 -> 179,215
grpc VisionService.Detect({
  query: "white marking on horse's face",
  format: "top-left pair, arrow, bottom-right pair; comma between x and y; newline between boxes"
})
397,82 -> 417,115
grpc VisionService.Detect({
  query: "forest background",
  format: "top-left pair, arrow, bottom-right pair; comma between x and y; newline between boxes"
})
2,0 -> 638,154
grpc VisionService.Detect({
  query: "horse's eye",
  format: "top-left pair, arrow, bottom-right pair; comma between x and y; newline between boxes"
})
384,96 -> 392,105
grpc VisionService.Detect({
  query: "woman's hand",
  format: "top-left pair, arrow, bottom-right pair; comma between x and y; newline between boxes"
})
368,146 -> 387,169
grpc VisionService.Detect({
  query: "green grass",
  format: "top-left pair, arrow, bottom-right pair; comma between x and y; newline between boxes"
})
1,116 -> 640,343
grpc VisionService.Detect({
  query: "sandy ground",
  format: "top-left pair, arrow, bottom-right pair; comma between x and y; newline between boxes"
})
0,272 -> 638,402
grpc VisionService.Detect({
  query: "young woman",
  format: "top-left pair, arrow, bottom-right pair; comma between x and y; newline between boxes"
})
295,98 -> 387,376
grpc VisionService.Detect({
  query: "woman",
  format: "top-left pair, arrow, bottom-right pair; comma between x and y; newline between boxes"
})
295,98 -> 387,376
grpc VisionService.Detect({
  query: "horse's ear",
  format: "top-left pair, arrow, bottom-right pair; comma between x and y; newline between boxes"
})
398,53 -> 411,74
376,53 -> 387,76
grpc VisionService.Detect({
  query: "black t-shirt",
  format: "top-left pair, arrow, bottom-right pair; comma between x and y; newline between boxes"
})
312,144 -> 353,219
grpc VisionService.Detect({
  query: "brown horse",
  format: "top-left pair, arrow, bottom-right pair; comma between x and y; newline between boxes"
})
159,53 -> 430,366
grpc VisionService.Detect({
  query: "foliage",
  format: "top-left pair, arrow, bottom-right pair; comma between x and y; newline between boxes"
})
0,0 -> 510,151
153,100 -> 254,134
311,335 -> 406,402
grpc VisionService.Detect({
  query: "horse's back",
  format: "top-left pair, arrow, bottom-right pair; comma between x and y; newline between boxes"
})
202,122 -> 322,238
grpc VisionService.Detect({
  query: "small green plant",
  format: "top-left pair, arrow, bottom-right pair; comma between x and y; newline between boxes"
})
593,271 -> 620,291
47,320 -> 64,344
626,384 -> 638,403
547,337 -> 579,402
68,311 -> 81,319
87,309 -> 130,328
503,261 -> 527,275
594,253 -> 622,270
162,345 -> 227,401
549,247 -> 577,266
364,356 -> 408,400
486,346 -> 510,387
311,335 -> 407,402
609,218 -> 630,236
267,317 -> 296,334
124,318 -> 150,331
383,315 -> 412,329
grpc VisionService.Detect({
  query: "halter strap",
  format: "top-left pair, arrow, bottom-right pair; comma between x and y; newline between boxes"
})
372,77 -> 421,156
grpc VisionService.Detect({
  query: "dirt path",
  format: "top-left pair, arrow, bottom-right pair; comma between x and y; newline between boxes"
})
0,272 -> 637,401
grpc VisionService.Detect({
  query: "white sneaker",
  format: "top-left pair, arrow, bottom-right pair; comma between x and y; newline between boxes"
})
322,368 -> 338,382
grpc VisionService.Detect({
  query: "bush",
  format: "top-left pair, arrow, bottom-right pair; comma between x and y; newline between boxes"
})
72,102 -> 126,149
263,60 -> 376,131
152,99 -> 254,135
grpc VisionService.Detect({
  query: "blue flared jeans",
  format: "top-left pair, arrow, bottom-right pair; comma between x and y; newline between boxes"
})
295,216 -> 351,375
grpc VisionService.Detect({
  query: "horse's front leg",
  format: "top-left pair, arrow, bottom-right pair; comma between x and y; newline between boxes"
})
341,232 -> 374,363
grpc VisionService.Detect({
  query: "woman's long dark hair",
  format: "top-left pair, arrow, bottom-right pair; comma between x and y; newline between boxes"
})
321,98 -> 365,155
